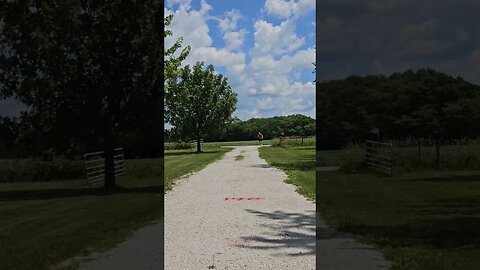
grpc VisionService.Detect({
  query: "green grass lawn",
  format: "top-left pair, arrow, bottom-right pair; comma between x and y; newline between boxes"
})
164,147 -> 232,191
317,169 -> 480,270
202,139 -> 277,148
316,149 -> 342,167
259,145 -> 315,201
0,158 -> 162,270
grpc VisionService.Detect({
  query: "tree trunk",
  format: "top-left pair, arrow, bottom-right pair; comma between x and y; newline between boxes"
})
104,144 -> 116,191
196,138 -> 202,153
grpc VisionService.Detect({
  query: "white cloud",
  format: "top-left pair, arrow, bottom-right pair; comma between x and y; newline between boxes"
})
234,109 -> 261,120
223,29 -> 248,51
166,0 -> 316,121
251,19 -> 305,57
257,97 -> 277,111
166,0 -> 192,9
164,0 -> 212,50
264,0 -> 315,19
218,9 -> 242,32
188,47 -> 246,72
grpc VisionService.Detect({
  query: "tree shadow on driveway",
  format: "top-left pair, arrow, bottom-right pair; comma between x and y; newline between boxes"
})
236,209 -> 315,257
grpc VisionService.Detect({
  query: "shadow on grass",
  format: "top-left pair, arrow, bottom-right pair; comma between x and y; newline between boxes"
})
267,160 -> 315,171
339,216 -> 480,249
164,151 -> 200,156
415,175 -> 480,182
236,209 -> 315,256
0,185 -> 163,201
388,173 -> 480,182
250,164 -> 273,168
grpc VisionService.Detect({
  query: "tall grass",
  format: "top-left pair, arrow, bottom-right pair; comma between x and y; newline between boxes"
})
337,143 -> 365,173
271,136 -> 316,147
164,141 -> 192,150
338,139 -> 480,174
0,157 -> 85,182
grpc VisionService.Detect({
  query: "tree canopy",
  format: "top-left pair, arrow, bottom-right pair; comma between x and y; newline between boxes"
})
165,62 -> 238,152
164,14 -> 190,93
0,0 -> 163,189
317,69 -> 480,150
166,114 -> 316,142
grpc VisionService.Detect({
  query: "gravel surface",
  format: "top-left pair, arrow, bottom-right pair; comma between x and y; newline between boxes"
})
165,145 -> 316,269
76,145 -> 389,270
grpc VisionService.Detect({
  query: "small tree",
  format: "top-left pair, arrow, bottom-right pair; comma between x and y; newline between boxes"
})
165,62 -> 237,152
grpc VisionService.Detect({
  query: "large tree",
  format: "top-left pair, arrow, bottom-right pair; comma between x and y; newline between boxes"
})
0,0 -> 163,190
165,62 -> 237,152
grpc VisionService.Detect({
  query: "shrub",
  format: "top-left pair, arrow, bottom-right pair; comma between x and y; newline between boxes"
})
338,144 -> 365,173
0,157 -> 84,182
164,141 -> 192,150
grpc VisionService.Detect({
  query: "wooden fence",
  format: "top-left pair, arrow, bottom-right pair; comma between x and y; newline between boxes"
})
365,140 -> 393,176
83,148 -> 124,185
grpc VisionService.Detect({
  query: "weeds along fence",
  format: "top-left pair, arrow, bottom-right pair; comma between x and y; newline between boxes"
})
339,137 -> 480,175
276,136 -> 316,147
389,137 -> 480,171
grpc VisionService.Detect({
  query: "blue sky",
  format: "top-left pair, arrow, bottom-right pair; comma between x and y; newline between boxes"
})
165,0 -> 316,120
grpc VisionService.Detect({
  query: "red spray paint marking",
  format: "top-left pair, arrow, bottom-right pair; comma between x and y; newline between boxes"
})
224,197 -> 263,201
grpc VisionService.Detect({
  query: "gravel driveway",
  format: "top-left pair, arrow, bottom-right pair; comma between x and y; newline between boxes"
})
165,145 -> 316,269
77,145 -> 389,270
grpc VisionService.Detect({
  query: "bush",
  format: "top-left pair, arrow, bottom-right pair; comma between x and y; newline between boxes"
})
164,141 -> 192,150
0,157 -> 84,182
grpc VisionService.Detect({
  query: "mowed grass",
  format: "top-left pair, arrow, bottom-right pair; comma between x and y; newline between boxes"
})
164,147 -> 232,191
202,139 -> 276,148
259,145 -> 315,201
0,159 -> 162,270
317,169 -> 480,270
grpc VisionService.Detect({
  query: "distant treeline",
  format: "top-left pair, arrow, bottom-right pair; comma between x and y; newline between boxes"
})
317,69 -> 480,150
0,115 -> 161,159
165,114 -> 316,142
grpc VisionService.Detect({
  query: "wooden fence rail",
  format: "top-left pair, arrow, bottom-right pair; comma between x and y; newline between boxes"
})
83,148 -> 124,185
365,140 -> 393,176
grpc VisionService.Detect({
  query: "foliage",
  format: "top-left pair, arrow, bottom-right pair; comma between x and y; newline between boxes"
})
0,1 -> 164,188
202,114 -> 316,142
317,69 -> 480,150
164,14 -> 190,93
165,62 -> 238,152
164,141 -> 192,150
0,157 -> 84,182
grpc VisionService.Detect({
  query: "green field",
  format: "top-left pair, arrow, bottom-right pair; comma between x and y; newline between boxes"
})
318,148 -> 480,269
259,145 -> 315,201
164,147 -> 232,191
165,136 -> 316,150
0,159 -> 162,270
